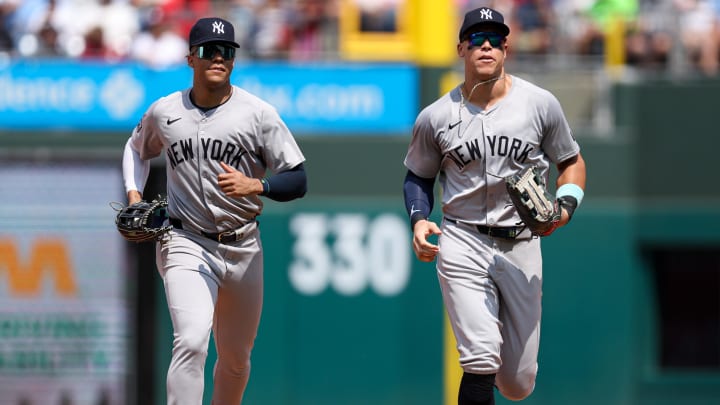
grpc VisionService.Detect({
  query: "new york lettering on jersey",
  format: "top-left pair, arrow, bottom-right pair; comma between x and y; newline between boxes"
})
165,137 -> 249,169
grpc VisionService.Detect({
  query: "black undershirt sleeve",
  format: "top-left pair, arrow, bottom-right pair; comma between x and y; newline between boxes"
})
403,170 -> 435,228
261,163 -> 307,202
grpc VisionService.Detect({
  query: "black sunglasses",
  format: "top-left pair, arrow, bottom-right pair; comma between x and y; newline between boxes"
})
467,32 -> 505,49
194,43 -> 236,60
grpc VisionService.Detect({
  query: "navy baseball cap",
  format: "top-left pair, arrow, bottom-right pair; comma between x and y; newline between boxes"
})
459,7 -> 510,41
189,17 -> 240,48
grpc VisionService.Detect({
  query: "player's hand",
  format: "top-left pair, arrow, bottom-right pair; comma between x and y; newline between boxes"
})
218,162 -> 263,197
558,205 -> 571,228
412,219 -> 441,262
127,189 -> 143,205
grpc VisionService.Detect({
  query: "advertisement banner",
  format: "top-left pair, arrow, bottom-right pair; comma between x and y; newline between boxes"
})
0,165 -> 129,405
0,61 -> 417,135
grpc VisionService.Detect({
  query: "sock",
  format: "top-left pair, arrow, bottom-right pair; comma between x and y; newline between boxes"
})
458,372 -> 495,405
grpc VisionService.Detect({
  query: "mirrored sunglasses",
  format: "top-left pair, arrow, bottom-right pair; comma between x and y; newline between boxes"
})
195,43 -> 236,60
468,32 -> 505,49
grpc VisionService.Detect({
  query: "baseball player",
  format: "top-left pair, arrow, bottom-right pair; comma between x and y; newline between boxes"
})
121,17 -> 307,404
402,7 -> 586,405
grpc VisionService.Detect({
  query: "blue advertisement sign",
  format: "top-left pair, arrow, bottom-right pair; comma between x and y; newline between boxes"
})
0,60 -> 417,135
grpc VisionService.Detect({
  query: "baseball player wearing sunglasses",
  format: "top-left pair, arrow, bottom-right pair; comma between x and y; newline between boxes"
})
403,7 -> 586,405
122,17 -> 307,404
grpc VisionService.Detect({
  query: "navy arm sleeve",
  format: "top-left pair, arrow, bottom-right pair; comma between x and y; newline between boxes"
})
261,163 -> 307,202
403,170 -> 435,228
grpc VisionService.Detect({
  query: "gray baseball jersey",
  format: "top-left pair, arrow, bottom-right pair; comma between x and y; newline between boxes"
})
130,84 -> 305,234
404,75 -> 579,226
404,75 -> 579,397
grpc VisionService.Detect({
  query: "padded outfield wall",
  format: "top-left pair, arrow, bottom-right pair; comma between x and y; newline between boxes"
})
0,61 -> 718,405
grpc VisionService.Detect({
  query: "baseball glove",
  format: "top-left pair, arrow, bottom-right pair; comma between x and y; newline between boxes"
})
505,166 -> 560,236
113,196 -> 171,242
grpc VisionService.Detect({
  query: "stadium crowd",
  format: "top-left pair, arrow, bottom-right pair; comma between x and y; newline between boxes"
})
0,0 -> 718,75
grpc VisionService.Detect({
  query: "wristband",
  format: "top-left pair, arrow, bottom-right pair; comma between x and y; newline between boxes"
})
556,183 -> 583,220
260,178 -> 270,195
556,183 -> 584,206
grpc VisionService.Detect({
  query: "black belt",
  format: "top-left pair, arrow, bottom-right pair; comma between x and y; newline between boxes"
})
445,218 -> 524,239
170,218 -> 251,244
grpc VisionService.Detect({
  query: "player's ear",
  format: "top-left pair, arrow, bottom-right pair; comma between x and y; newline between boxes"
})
457,42 -> 465,57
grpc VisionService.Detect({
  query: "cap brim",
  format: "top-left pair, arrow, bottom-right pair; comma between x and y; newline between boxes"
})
460,22 -> 510,40
190,38 -> 240,48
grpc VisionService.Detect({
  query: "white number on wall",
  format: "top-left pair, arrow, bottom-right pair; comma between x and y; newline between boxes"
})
289,213 -> 411,296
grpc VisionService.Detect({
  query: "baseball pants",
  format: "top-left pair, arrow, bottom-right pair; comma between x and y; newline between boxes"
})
437,219 -> 542,401
156,222 -> 263,405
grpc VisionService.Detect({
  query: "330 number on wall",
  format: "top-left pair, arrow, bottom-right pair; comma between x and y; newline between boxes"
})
289,213 -> 410,296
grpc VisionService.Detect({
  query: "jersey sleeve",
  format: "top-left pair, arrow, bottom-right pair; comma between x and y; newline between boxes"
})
403,108 -> 443,179
129,100 -> 164,161
540,93 -> 580,164
259,106 -> 305,174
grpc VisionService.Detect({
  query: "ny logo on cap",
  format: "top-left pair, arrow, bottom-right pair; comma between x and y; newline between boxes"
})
479,8 -> 493,19
212,21 -> 225,34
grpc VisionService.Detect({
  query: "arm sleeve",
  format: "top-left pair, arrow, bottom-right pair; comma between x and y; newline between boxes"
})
403,170 -> 435,227
261,163 -> 307,202
122,138 -> 150,194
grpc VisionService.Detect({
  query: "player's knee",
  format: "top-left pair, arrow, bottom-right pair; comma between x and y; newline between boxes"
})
216,357 -> 251,379
458,372 -> 496,405
495,370 -> 536,401
174,333 -> 210,359
498,384 -> 534,401
216,345 -> 253,371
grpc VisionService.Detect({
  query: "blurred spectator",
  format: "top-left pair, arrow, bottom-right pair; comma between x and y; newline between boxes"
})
222,0 -> 259,59
0,2 -> 15,53
512,0 -> 553,54
80,25 -> 110,59
3,0 -> 51,43
50,0 -> 105,57
130,7 -> 187,69
287,0 -> 338,61
4,0 -> 53,56
624,0 -> 673,70
576,0 -> 639,56
160,0 -> 212,38
550,0 -> 593,52
98,0 -> 141,60
33,21 -> 64,57
251,0 -> 290,59
674,0 -> 718,75
353,0 -> 401,32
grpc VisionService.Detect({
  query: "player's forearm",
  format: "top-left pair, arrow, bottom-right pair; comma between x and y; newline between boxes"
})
122,138 -> 150,195
555,153 -> 586,223
403,170 -> 435,228
261,163 -> 307,202
556,153 -> 586,189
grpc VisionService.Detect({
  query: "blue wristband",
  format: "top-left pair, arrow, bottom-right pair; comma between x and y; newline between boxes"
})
556,183 -> 584,206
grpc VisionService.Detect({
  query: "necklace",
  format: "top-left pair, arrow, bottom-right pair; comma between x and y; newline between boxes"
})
456,75 -> 504,138
459,75 -> 505,111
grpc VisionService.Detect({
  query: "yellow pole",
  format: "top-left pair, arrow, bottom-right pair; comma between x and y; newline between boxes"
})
604,16 -> 626,74
413,0 -> 457,66
444,313 -> 461,405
